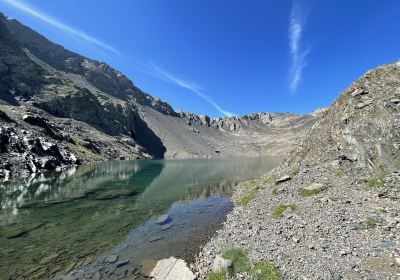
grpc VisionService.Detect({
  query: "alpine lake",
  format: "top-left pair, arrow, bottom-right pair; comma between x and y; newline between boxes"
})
0,157 -> 281,279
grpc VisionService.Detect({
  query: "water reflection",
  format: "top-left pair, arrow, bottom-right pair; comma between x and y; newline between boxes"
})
0,157 -> 280,279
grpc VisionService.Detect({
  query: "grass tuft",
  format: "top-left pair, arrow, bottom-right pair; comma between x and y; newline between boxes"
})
237,188 -> 258,207
358,177 -> 384,188
273,204 -> 297,218
221,248 -> 251,274
365,217 -> 378,229
215,248 -> 281,279
358,163 -> 386,188
299,188 -> 321,197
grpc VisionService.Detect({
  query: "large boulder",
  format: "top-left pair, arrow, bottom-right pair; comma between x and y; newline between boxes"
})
150,257 -> 195,280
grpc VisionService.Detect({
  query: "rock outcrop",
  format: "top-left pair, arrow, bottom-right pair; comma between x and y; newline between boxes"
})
281,62 -> 400,177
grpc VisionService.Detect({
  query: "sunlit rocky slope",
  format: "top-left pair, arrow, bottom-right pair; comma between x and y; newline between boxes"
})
196,62 -> 400,279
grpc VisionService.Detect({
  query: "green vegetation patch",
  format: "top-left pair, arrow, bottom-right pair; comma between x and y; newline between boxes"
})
299,187 -> 321,197
237,188 -> 258,207
273,204 -> 297,218
365,217 -> 377,229
358,163 -> 386,188
335,170 -> 343,177
261,175 -> 277,185
244,180 -> 257,188
250,262 -> 281,280
210,248 -> 281,280
364,216 -> 382,229
222,248 -> 251,274
70,135 -> 102,160
358,176 -> 384,188
272,188 -> 278,196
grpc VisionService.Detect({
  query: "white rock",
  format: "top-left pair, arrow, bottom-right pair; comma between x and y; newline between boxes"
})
150,257 -> 195,280
276,175 -> 291,184
212,255 -> 232,272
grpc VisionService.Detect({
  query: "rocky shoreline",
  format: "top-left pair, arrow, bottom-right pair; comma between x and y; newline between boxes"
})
193,168 -> 400,279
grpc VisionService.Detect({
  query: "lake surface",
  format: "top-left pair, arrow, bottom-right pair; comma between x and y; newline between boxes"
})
0,157 -> 280,279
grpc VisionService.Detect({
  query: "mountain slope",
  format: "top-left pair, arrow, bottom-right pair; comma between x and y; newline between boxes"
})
0,13 -> 320,179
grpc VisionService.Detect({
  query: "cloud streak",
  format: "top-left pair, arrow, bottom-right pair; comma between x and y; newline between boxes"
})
2,0 -> 119,54
289,0 -> 309,93
147,61 -> 235,117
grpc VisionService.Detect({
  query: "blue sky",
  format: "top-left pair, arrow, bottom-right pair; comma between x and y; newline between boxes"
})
1,0 -> 399,117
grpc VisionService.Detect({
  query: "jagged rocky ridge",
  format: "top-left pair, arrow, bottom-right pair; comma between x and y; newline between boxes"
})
0,13 -> 320,179
195,62 -> 400,279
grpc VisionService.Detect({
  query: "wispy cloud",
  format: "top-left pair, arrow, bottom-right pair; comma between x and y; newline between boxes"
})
147,61 -> 235,117
289,0 -> 309,93
2,0 -> 119,55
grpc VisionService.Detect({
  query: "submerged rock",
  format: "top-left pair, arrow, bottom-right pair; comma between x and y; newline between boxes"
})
106,255 -> 118,264
156,214 -> 171,225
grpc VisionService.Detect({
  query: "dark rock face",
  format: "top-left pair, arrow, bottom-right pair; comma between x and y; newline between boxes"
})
0,123 -> 79,177
22,114 -> 63,140
0,16 -> 161,178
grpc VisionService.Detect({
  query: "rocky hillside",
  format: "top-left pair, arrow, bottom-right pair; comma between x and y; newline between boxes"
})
195,62 -> 400,279
0,13 -> 320,179
280,63 -> 400,176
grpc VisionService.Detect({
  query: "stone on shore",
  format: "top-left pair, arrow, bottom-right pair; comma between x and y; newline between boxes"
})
212,255 -> 232,272
275,175 -> 291,184
150,257 -> 195,280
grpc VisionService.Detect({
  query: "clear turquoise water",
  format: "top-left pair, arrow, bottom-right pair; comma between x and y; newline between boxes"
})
0,157 -> 280,279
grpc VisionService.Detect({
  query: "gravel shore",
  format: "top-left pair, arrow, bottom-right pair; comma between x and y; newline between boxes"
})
194,167 -> 400,279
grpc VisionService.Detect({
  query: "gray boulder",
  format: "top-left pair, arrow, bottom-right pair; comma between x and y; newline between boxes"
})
212,255 -> 232,273
150,257 -> 195,280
